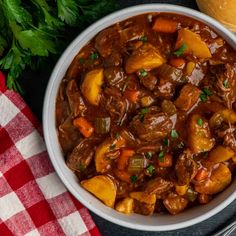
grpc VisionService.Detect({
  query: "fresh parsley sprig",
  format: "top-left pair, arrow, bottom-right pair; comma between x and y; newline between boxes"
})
0,0 -> 117,93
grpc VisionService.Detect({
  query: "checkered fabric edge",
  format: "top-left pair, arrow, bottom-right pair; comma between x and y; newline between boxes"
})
0,72 -> 100,236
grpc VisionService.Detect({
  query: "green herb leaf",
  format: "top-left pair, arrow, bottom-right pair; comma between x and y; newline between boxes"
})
17,29 -> 57,56
79,58 -> 85,64
130,175 -> 138,183
158,151 -> 165,162
223,79 -> 229,88
200,87 -> 212,102
197,118 -> 203,126
0,0 -> 117,93
139,107 -> 149,122
57,0 -> 79,26
200,93 -> 207,102
203,87 -> 212,96
140,69 -> 148,77
173,43 -> 187,57
2,0 -> 33,28
171,129 -> 179,139
139,35 -> 148,42
89,52 -> 99,60
163,138 -> 169,147
146,165 -> 155,175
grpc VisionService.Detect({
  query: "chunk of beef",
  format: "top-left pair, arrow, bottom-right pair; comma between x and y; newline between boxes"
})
216,126 -> 236,152
175,150 -> 198,185
101,87 -> 130,125
214,63 -> 236,109
120,24 -> 145,42
66,138 -> 97,172
56,80 -> 69,126
104,67 -> 126,89
157,63 -> 183,83
175,84 -> 201,111
137,70 -> 157,91
145,177 -> 174,195
133,199 -> 155,215
154,79 -> 175,99
58,117 -> 81,154
66,80 -> 87,117
95,27 -> 120,58
130,107 -> 173,141
104,51 -> 123,67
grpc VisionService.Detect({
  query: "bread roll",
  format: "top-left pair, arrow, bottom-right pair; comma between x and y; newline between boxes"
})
196,0 -> 236,33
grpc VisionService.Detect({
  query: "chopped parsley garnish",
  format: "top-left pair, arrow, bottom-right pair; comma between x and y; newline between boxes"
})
203,87 -> 212,96
146,165 -> 155,175
140,69 -> 148,77
89,52 -> 99,60
197,118 -> 203,126
200,93 -> 207,102
145,152 -> 153,159
79,58 -> 85,64
158,151 -> 165,162
200,87 -> 212,102
130,175 -> 138,183
139,35 -> 148,42
109,144 -> 116,150
139,107 -> 149,122
171,129 -> 179,139
173,43 -> 187,57
223,79 -> 229,88
163,138 -> 170,147
115,132 -> 120,139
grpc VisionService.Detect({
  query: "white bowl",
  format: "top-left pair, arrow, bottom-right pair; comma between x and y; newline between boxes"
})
43,4 -> 236,231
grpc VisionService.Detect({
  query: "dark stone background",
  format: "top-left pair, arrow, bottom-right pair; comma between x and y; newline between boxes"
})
21,1 -> 236,235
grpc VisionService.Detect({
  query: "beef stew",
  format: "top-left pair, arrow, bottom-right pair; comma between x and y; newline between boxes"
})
56,13 -> 236,215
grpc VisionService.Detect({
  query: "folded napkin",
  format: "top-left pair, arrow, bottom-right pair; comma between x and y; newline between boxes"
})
0,72 -> 100,236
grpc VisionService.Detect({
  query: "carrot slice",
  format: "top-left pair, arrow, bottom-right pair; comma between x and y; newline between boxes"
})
117,149 -> 135,170
152,18 -> 178,33
124,90 -> 140,103
73,117 -> 94,138
158,154 -> 173,167
169,58 -> 186,69
114,169 -> 131,183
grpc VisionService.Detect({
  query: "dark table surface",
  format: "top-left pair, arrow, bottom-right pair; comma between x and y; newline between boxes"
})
21,0 -> 236,235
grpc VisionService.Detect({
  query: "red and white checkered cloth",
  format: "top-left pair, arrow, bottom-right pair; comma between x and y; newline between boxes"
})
0,72 -> 100,236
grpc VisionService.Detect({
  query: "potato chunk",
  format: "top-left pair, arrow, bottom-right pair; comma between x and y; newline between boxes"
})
163,193 -> 188,215
207,146 -> 235,163
81,175 -> 116,207
195,163 -> 232,194
130,192 -> 156,215
209,109 -> 236,128
175,28 -> 212,58
125,43 -> 165,74
95,136 -> 126,173
81,68 -> 103,105
175,84 -> 201,111
115,198 -> 134,214
188,114 -> 215,153
130,192 -> 156,204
